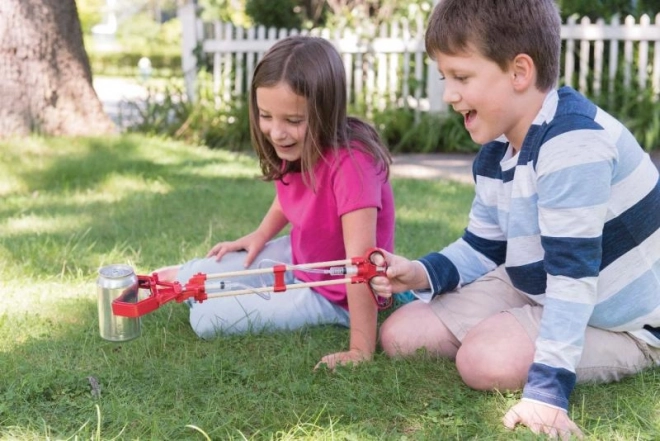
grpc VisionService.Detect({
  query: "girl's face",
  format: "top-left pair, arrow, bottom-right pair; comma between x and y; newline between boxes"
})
256,82 -> 308,162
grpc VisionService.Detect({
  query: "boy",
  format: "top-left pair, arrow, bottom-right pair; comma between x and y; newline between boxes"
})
371,0 -> 660,438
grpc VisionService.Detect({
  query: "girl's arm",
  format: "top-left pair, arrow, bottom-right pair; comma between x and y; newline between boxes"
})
316,206 -> 379,369
207,195 -> 289,267
254,195 -> 289,243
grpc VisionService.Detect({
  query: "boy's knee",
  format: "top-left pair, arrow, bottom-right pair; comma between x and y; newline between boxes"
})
455,341 -> 495,390
455,339 -> 527,391
379,318 -> 407,357
379,313 -> 432,357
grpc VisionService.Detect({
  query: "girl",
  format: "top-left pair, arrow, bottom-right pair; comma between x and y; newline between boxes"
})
157,35 -> 395,370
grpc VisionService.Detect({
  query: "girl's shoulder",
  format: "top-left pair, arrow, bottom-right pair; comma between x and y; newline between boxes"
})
319,145 -> 390,189
322,144 -> 378,170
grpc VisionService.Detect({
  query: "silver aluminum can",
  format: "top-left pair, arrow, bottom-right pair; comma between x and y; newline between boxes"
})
97,264 -> 141,341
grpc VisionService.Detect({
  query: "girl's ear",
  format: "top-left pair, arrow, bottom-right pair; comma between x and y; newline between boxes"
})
511,54 -> 536,91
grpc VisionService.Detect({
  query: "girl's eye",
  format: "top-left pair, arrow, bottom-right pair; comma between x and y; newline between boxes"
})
454,76 -> 467,82
288,119 -> 303,125
259,114 -> 271,119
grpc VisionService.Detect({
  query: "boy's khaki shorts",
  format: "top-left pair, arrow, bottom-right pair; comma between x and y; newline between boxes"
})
430,266 -> 660,384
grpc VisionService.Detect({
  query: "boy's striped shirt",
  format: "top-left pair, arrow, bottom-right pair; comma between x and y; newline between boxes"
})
418,86 -> 660,410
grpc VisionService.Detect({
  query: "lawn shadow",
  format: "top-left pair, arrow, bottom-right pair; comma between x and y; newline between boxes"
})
1,136 -> 272,277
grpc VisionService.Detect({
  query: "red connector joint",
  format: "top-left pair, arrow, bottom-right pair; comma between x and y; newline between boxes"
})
184,273 -> 208,303
273,265 -> 287,292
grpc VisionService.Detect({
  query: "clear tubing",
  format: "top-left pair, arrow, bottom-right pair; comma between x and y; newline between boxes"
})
257,258 -> 357,276
204,280 -> 271,300
202,258 -> 359,300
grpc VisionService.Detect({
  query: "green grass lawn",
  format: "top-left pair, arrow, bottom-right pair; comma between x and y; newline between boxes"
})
1,135 -> 659,440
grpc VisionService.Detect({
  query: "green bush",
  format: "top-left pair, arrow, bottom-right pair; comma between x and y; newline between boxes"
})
88,50 -> 182,78
116,13 -> 182,52
593,82 -> 660,152
245,0 -> 303,29
76,0 -> 105,34
125,80 -> 660,153
126,75 -> 253,152
87,13 -> 182,78
373,107 -> 479,154
556,0 -> 658,20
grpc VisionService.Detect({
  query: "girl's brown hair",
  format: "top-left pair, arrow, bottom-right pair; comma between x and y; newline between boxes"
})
248,35 -> 391,185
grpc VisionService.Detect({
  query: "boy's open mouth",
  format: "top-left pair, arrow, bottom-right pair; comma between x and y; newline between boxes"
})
460,109 -> 476,128
464,110 -> 476,125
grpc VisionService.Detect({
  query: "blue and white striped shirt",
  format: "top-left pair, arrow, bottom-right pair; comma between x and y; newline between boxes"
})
419,86 -> 660,410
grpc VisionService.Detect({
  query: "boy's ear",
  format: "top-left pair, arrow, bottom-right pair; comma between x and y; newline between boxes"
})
511,54 -> 536,91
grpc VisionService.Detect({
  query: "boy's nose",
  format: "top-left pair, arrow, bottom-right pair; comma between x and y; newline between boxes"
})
443,86 -> 460,104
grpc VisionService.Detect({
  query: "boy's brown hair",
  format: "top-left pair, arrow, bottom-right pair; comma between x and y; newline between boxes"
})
425,0 -> 561,91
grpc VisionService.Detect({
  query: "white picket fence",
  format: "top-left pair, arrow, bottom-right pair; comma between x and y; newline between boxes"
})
178,4 -> 660,118
563,14 -> 660,98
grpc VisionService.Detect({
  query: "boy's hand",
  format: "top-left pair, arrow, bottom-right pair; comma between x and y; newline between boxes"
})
369,250 -> 429,297
503,400 -> 584,440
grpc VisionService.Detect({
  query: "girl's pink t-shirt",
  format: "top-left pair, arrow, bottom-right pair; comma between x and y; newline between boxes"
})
276,147 -> 395,309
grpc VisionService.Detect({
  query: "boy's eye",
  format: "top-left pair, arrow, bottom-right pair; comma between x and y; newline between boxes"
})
438,74 -> 467,82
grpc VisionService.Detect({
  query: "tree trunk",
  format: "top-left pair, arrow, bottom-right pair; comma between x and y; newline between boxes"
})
0,0 -> 115,137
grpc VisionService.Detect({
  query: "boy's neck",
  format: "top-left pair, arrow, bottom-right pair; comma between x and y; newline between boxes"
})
509,88 -> 552,153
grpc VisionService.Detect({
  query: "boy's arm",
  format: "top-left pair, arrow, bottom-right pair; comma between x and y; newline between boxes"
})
415,143 -> 510,297
416,192 -> 508,297
522,130 -> 615,410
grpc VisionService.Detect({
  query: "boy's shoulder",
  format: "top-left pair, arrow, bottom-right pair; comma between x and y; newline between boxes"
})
471,87 -> 616,178
553,87 -> 598,120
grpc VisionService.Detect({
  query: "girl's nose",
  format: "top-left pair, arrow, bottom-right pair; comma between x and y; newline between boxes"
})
270,121 -> 287,141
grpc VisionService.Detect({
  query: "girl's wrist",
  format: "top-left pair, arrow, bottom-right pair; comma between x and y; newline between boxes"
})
348,347 -> 373,360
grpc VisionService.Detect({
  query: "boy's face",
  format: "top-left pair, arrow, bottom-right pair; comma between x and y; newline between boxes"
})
434,46 -> 527,148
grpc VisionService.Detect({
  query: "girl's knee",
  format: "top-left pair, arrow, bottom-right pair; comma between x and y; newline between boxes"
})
153,265 -> 180,282
189,310 -> 222,339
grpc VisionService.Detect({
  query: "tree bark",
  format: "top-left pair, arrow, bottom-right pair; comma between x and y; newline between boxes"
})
0,0 -> 115,137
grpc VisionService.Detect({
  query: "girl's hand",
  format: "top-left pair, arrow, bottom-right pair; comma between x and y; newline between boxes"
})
314,349 -> 372,371
206,230 -> 268,267
369,250 -> 429,297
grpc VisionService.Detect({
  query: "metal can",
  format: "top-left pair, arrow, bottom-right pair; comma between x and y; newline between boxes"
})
97,264 -> 141,341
